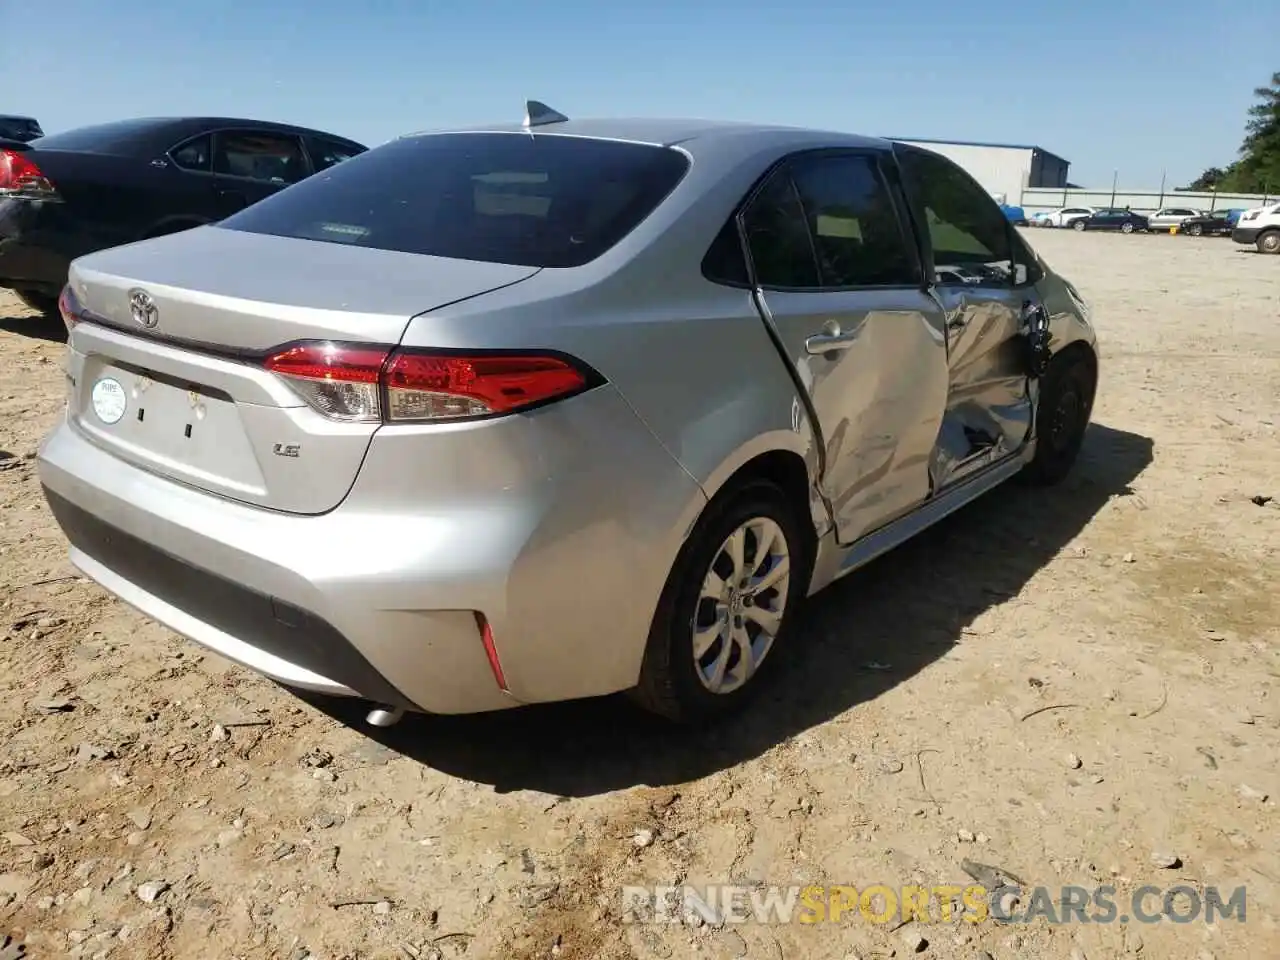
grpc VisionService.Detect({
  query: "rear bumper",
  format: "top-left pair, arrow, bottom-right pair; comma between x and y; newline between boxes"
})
44,487 -> 413,704
1232,226 -> 1260,245
37,384 -> 705,714
0,199 -> 74,294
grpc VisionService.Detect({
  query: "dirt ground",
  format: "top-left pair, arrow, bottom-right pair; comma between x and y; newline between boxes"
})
1,229 -> 1278,960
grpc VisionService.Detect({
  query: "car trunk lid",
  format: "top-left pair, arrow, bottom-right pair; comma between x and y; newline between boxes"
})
65,227 -> 540,514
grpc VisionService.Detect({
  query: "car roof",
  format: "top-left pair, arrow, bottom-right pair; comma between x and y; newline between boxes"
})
401,117 -> 892,157
34,116 -> 365,153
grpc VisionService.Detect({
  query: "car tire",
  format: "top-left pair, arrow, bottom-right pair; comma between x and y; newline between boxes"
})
15,291 -> 57,317
1072,220 -> 1086,232
1121,222 -> 1135,234
1019,349 -> 1096,487
1186,223 -> 1203,237
630,478 -> 810,724
1257,230 -> 1280,255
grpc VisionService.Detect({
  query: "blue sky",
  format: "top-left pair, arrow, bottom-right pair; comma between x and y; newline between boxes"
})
4,0 -> 1277,189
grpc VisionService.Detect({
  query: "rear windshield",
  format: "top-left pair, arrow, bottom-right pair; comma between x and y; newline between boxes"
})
217,132 -> 691,268
31,119 -> 167,153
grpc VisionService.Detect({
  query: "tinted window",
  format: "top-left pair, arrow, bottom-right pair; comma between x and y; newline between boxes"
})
170,134 -> 212,172
789,155 -> 918,287
702,220 -> 750,286
215,131 -> 306,184
29,118 -> 169,153
305,136 -> 363,173
218,132 -> 690,268
741,171 -> 820,288
897,147 -> 1013,285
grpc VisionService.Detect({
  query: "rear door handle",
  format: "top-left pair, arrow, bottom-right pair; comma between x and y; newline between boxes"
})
805,332 -> 859,355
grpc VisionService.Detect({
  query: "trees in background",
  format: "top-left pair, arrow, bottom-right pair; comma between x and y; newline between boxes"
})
1183,72 -> 1280,194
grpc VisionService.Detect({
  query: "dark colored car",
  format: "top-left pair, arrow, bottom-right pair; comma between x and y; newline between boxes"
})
0,116 -> 365,313
0,115 -> 44,142
1177,210 -> 1240,237
1066,209 -> 1150,234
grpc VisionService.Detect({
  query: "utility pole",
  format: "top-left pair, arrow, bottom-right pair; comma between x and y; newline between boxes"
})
1110,169 -> 1118,210
1158,168 -> 1166,207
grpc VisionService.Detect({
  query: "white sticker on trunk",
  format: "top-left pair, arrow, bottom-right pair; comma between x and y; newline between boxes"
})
91,377 -> 127,425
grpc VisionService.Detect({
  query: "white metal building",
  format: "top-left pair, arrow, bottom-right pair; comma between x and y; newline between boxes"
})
890,137 -> 1071,207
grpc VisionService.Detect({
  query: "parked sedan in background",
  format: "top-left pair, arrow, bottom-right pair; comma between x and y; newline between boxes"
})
1035,205 -> 1096,228
1176,210 -> 1238,236
39,109 -> 1099,725
1068,209 -> 1150,233
0,115 -> 43,142
1147,206 -> 1203,232
0,116 -> 365,314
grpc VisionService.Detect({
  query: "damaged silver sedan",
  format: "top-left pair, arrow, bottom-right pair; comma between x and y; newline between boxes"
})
40,104 -> 1097,725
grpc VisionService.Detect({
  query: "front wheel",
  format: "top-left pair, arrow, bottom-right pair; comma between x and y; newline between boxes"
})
1020,350 -> 1097,487
1073,220 -> 1086,232
1186,223 -> 1203,237
1257,231 -> 1280,255
630,479 -> 810,724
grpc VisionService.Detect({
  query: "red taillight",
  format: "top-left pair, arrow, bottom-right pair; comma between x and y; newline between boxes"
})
384,352 -> 588,421
262,341 -> 595,423
262,342 -> 387,422
0,149 -> 60,200
57,285 -> 80,332
475,613 -> 508,691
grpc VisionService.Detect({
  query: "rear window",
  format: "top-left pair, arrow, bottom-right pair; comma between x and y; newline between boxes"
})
217,132 -> 691,268
31,118 -> 168,153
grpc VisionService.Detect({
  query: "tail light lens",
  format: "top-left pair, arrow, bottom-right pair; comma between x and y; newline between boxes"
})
261,343 -> 386,422
57,285 -> 81,332
0,149 -> 60,200
262,341 -> 598,423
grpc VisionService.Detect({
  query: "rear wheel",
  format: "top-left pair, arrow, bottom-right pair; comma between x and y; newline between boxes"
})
630,479 -> 810,723
1186,223 -> 1203,237
1072,220 -> 1086,232
1257,230 -> 1280,255
1121,221 -> 1135,234
1020,350 -> 1096,487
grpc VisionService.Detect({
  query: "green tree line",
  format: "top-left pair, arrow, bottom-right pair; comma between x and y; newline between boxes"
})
1183,72 -> 1280,193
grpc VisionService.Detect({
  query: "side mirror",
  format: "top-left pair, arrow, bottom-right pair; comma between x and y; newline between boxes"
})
1013,263 -> 1029,286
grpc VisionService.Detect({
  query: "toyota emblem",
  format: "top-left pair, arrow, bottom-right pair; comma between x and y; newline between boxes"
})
129,289 -> 158,328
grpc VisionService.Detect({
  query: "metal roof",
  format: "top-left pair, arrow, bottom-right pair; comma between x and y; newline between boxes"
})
889,136 -> 1068,163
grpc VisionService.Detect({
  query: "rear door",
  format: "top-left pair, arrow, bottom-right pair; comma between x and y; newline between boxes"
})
744,150 -> 950,544
212,129 -> 309,217
142,132 -> 221,230
893,144 -> 1037,489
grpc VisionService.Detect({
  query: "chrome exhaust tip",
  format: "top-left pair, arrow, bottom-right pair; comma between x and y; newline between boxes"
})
366,705 -> 405,728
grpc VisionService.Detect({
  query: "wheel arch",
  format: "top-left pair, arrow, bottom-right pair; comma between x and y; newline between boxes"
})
1052,337 -> 1098,383
697,442 -> 824,588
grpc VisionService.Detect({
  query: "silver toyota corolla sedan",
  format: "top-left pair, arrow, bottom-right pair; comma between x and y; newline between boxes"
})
38,102 -> 1098,725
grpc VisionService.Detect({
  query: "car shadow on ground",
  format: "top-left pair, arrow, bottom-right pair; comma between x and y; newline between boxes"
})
0,311 -> 66,343
298,421 -> 1153,796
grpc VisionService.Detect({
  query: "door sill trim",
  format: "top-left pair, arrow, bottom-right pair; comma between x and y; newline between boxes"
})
808,448 -> 1032,594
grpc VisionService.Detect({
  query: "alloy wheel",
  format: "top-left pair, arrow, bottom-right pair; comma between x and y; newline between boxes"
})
691,517 -> 791,695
